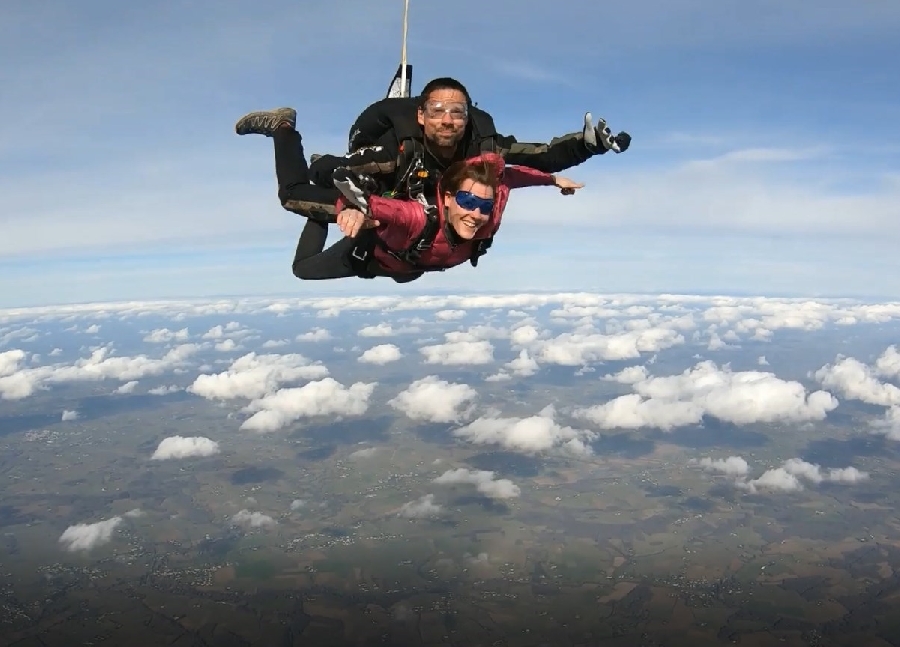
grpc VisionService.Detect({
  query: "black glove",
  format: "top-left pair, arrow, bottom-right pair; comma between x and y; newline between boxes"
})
582,113 -> 631,155
309,154 -> 343,187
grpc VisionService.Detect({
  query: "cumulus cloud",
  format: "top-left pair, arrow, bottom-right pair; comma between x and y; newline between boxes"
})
61,409 -> 79,421
419,340 -> 494,365
0,349 -> 25,376
531,327 -> 685,366
510,324 -> 542,346
453,405 -> 593,455
870,406 -> 900,441
188,352 -> 329,400
602,365 -> 649,384
433,468 -> 521,499
143,327 -> 189,343
693,453 -> 869,493
359,344 -> 402,364
350,447 -> 378,459
231,509 -> 276,528
359,323 -> 394,337
576,360 -> 838,431
435,310 -> 466,321
388,376 -> 478,423
240,377 -> 375,432
114,380 -> 139,394
486,348 -> 540,381
215,339 -> 240,352
151,435 -> 220,459
296,328 -> 331,341
875,346 -> 900,379
398,494 -> 442,518
58,516 -> 124,552
694,455 -> 749,476
815,354 -> 900,407
0,343 -> 200,400
202,322 -> 250,340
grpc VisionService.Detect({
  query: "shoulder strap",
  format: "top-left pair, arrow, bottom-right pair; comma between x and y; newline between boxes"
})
385,154 -> 441,266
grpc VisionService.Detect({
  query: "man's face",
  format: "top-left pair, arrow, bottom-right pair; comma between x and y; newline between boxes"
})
417,88 -> 469,149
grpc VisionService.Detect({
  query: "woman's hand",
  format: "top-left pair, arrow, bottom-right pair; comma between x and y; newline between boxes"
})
337,208 -> 380,238
553,176 -> 585,196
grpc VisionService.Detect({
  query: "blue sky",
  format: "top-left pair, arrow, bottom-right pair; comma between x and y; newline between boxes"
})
1,0 -> 899,307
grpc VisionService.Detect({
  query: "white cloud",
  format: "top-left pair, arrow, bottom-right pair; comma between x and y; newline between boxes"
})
240,378 -> 375,432
115,380 -> 139,394
202,322 -> 250,340
143,327 -> 189,343
398,494 -> 442,518
433,468 -> 521,499
215,339 -> 240,352
870,406 -> 900,441
151,435 -> 220,459
602,365 -> 649,384
435,310 -> 466,321
694,455 -> 749,476
188,352 -> 328,400
359,323 -> 394,337
874,346 -> 900,380
0,349 -> 25,376
359,344 -> 402,364
532,327 -> 685,366
231,509 -> 276,528
576,360 -> 838,430
58,516 -> 124,552
453,405 -> 593,455
420,340 -> 494,365
814,355 -> 900,407
0,343 -> 200,400
296,328 -> 331,341
444,325 -> 509,343
734,458 -> 869,493
505,349 -> 539,377
388,376 -> 478,423
61,409 -> 79,421
510,324 -> 542,346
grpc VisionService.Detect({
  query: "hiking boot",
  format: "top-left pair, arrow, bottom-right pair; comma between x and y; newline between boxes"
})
235,107 -> 297,136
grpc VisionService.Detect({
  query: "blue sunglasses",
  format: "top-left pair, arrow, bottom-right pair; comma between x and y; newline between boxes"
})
454,190 -> 494,215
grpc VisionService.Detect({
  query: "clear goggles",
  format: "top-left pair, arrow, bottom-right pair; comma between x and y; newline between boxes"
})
423,101 -> 468,121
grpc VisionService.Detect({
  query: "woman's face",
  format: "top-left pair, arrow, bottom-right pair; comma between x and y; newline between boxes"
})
444,180 -> 495,240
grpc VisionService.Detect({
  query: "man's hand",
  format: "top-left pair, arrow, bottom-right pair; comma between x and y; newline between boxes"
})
337,207 -> 380,238
553,176 -> 585,195
583,113 -> 631,154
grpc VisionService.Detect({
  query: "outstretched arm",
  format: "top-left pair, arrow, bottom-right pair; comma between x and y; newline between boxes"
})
495,113 -> 631,173
497,132 -> 594,174
504,165 -> 585,194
